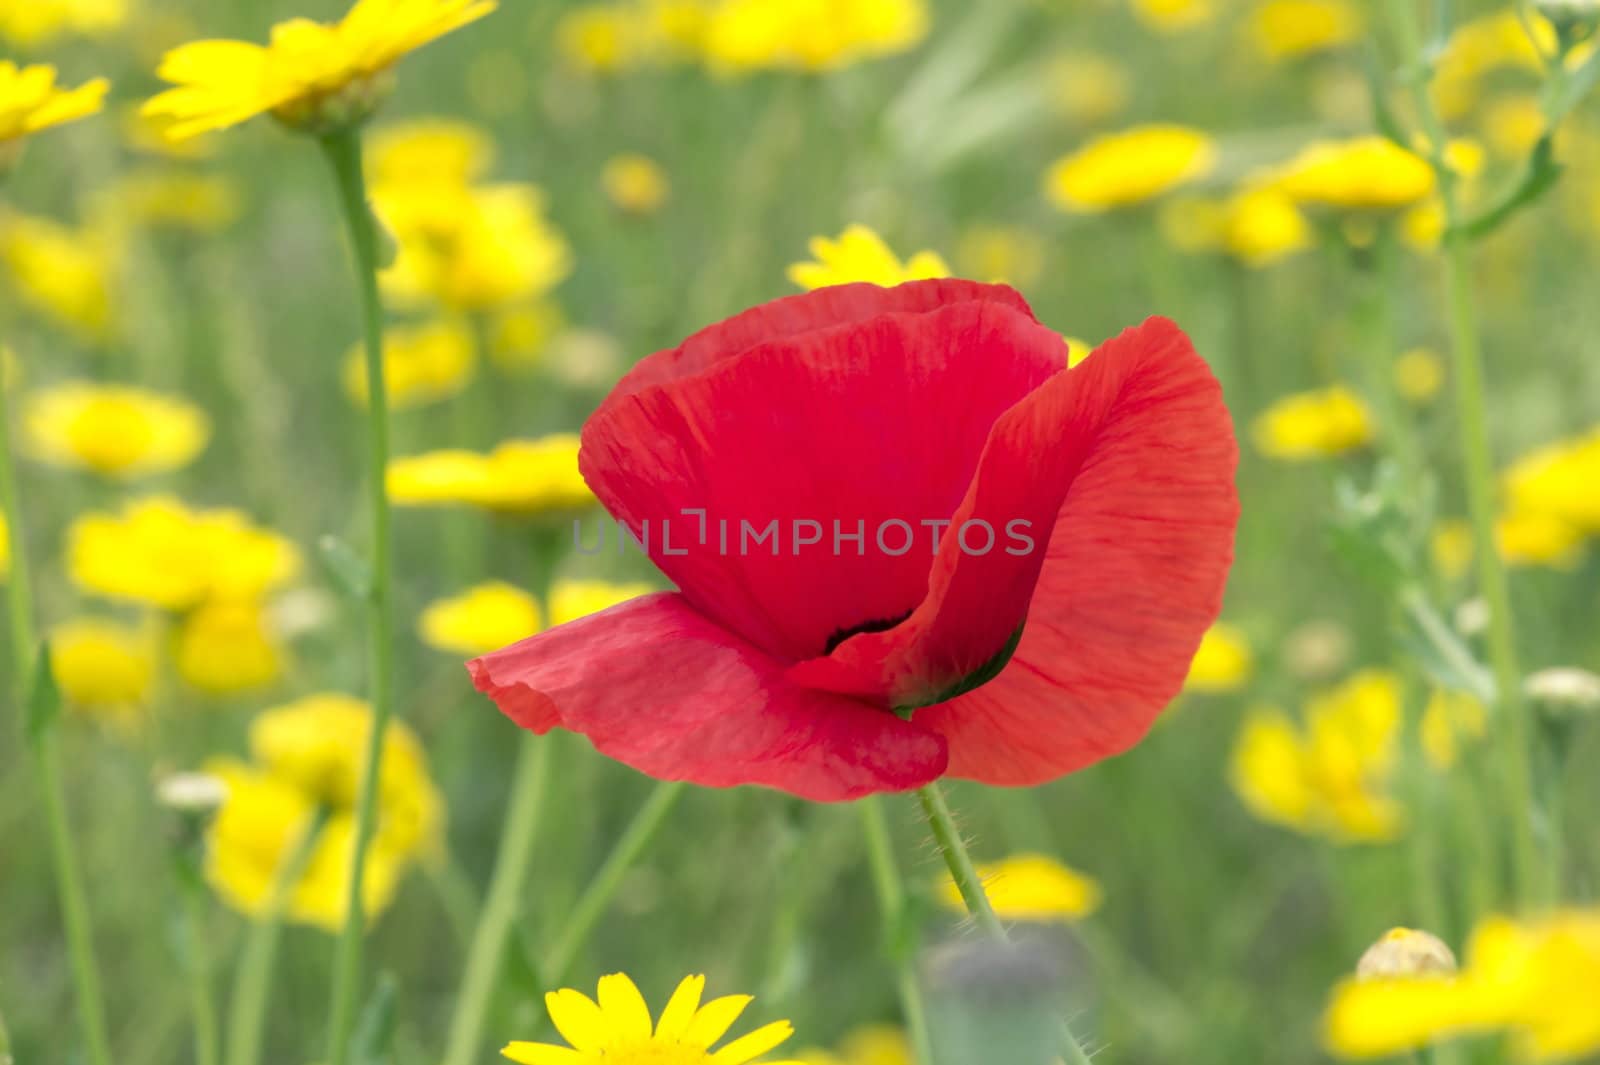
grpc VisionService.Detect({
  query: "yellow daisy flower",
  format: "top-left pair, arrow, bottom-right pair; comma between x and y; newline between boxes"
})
174,599 -> 285,695
503,972 -> 797,1065
1251,0 -> 1363,60
91,169 -> 242,234
1503,427 -> 1600,533
936,853 -> 1103,922
549,579 -> 655,626
0,61 -> 107,150
1324,910 -> 1600,1062
1045,125 -> 1216,214
787,224 -> 951,291
1274,137 -> 1437,212
367,117 -> 495,190
1131,0 -> 1217,33
23,382 -> 209,479
0,210 -> 121,345
701,0 -> 929,73
143,0 -> 497,142
49,616 -> 156,725
420,581 -> 543,656
1184,621 -> 1253,693
68,495 -> 301,610
0,0 -> 125,48
1252,385 -> 1374,460
387,435 -> 594,514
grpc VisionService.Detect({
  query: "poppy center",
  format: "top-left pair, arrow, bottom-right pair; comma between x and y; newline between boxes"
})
823,609 -> 914,656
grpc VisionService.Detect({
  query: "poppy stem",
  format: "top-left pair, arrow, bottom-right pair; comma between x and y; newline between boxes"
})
858,796 -> 935,1065
914,784 -> 1096,1065
317,125 -> 398,1065
1383,0 -> 1541,908
439,734 -> 553,1065
225,807 -> 329,1065
0,341 -> 114,1065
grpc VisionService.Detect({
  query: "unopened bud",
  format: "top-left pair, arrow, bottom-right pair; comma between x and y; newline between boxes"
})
156,771 -> 228,813
1356,927 -> 1457,979
1525,667 -> 1600,716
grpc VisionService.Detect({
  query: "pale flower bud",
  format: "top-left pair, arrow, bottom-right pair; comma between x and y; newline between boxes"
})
156,771 -> 228,813
1356,927 -> 1458,979
1525,667 -> 1600,715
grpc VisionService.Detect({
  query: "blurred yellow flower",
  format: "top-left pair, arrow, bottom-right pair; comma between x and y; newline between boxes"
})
0,64 -> 107,168
368,117 -> 494,189
388,435 -> 593,513
343,318 -> 476,410
205,759 -> 407,931
1503,428 -> 1600,533
23,382 -> 209,478
1046,125 -> 1216,214
1432,12 -> 1551,122
503,972 -> 796,1065
1131,0 -> 1216,33
1432,513 -> 1585,577
1230,671 -> 1405,843
956,225 -> 1045,287
488,302 -> 566,374
702,0 -> 929,73
601,153 -> 671,215
1046,52 -> 1131,127
0,0 -> 125,48
0,210 -> 120,345
1252,385 -> 1374,460
1324,909 -> 1600,1061
789,224 -> 950,290
549,578 -> 655,626
1252,0 -> 1363,60
1185,622 -> 1253,693
796,1026 -> 914,1065
937,852 -> 1102,922
0,512 -> 9,581
420,581 -> 542,656
92,170 -> 241,234
1275,137 -> 1437,212
557,4 -> 665,73
1394,348 -> 1445,404
1162,187 -> 1312,267
1420,688 -> 1487,771
69,496 -> 301,610
143,0 -> 497,141
378,182 -> 572,313
49,617 -> 155,724
1483,93 -> 1549,159
174,599 -> 284,695
249,692 -> 442,856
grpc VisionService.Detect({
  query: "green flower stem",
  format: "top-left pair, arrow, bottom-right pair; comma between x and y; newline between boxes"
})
182,875 -> 220,1065
0,1001 -> 12,1065
318,126 -> 398,1065
225,808 -> 329,1065
858,797 -> 934,1065
913,783 -> 1095,1065
440,734 -> 553,1065
0,352 -> 113,1065
1384,0 -> 1541,907
540,780 -> 687,988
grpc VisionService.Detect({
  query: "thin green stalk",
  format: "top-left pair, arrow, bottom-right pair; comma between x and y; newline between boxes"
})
913,784 -> 1094,1065
0,359 -> 113,1065
317,127 -> 398,1065
1384,0 -> 1540,906
858,797 -> 934,1065
225,808 -> 329,1065
439,735 -> 553,1065
542,780 -> 687,986
0,1001 -> 12,1065
182,878 -> 220,1065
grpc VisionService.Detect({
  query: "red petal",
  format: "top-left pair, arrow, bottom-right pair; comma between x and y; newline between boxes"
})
601,280 -> 1035,408
579,294 -> 1066,663
467,592 -> 948,801
913,318 -> 1240,785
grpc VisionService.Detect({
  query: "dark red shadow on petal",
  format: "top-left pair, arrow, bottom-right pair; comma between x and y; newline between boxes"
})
468,592 -> 949,801
913,317 -> 1240,785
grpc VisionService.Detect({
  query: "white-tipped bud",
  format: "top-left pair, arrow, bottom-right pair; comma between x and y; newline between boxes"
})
156,771 -> 228,813
1356,927 -> 1458,980
1525,667 -> 1600,716
1454,598 -> 1490,637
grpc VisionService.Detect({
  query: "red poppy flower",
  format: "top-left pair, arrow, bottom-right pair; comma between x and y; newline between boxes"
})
470,280 -> 1238,801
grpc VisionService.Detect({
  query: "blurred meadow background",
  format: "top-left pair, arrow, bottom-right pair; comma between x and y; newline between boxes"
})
3,1 -> 1600,1064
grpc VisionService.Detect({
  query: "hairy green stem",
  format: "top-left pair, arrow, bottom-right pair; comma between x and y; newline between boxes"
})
225,809 -> 328,1065
1,353 -> 113,1065
914,784 -> 1094,1065
858,797 -> 934,1065
440,735 -> 553,1065
318,127 -> 398,1065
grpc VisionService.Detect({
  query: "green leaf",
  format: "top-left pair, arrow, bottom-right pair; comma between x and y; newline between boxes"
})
1361,48 -> 1412,148
1552,46 -> 1600,120
1452,134 -> 1564,241
504,919 -> 544,999
353,973 -> 399,1065
24,641 -> 60,746
318,534 -> 374,601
